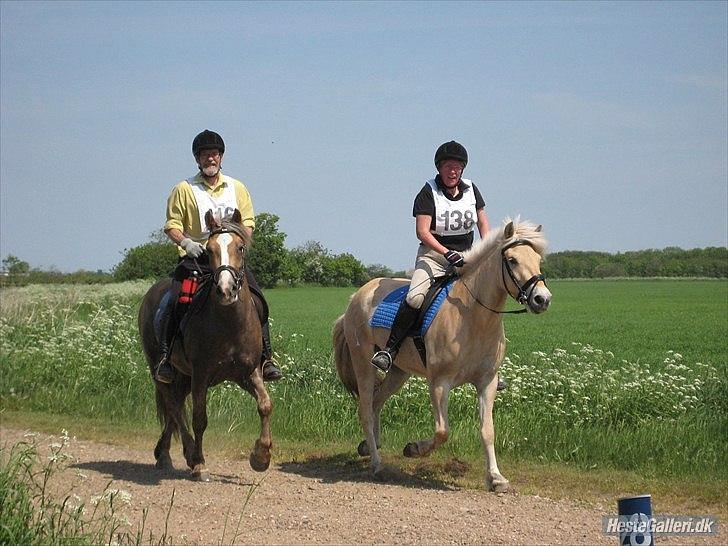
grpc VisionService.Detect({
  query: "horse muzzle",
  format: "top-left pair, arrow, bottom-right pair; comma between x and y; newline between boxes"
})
213,266 -> 242,305
526,284 -> 552,314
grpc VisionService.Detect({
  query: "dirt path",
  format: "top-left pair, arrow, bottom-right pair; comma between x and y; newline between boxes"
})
1,427 -> 716,545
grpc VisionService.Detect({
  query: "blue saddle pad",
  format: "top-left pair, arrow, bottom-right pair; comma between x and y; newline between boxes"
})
370,279 -> 455,336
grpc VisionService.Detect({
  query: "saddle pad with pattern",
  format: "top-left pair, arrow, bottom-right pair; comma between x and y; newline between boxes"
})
369,279 -> 455,336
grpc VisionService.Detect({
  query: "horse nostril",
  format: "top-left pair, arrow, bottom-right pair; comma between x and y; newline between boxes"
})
534,295 -> 544,305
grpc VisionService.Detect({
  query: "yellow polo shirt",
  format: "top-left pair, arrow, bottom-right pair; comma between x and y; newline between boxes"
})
164,172 -> 256,256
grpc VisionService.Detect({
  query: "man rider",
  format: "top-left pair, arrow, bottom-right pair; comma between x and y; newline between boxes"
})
154,129 -> 283,384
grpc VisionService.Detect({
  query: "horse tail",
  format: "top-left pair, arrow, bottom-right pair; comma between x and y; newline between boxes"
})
333,315 -> 358,398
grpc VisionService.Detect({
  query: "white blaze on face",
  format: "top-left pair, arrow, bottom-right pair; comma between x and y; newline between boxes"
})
216,233 -> 236,295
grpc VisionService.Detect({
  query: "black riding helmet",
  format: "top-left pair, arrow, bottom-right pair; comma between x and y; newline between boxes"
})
434,140 -> 468,169
192,130 -> 225,156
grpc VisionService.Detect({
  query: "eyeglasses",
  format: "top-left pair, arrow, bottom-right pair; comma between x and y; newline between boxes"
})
198,150 -> 221,159
439,160 -> 463,171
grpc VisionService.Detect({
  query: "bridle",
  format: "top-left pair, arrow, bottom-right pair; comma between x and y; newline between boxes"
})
500,239 -> 546,307
461,238 -> 546,314
207,225 -> 248,293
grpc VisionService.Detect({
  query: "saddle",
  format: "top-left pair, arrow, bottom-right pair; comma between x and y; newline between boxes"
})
370,274 -> 456,365
153,273 -> 268,344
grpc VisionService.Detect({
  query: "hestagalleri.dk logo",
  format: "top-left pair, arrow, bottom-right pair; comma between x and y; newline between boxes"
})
603,513 -> 718,538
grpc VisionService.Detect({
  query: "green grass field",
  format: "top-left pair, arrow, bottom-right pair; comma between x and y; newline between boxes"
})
1,280 -> 726,496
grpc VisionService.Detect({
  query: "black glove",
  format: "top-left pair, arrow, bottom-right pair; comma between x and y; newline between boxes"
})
444,250 -> 465,268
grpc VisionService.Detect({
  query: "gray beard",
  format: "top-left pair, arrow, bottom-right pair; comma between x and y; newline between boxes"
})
201,165 -> 220,178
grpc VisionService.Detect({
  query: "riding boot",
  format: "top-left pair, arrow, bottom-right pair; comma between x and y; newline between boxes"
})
371,301 -> 420,373
260,321 -> 283,381
154,301 -> 177,384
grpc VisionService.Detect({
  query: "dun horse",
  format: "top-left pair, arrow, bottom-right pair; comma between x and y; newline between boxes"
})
138,210 -> 272,481
333,219 -> 551,492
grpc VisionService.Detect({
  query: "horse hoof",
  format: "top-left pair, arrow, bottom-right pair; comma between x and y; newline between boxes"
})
191,465 -> 210,482
489,479 -> 510,493
403,442 -> 420,458
249,452 -> 271,472
249,440 -> 271,472
155,453 -> 174,471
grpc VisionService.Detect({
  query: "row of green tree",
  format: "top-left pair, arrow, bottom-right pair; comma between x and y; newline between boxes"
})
2,214 -> 726,287
111,213 -> 406,288
541,247 -> 727,278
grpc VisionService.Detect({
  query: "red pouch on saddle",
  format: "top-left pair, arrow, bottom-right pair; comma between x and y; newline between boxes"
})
179,273 -> 200,304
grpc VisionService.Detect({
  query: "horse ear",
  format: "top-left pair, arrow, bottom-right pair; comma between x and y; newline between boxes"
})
231,208 -> 242,224
504,221 -> 514,239
204,210 -> 218,231
536,224 -> 543,232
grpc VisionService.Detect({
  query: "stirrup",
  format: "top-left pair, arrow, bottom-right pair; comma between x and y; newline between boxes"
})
262,359 -> 283,382
371,350 -> 393,373
154,355 -> 175,384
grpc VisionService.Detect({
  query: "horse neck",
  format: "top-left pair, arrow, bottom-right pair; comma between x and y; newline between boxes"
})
197,280 -> 255,329
459,248 -> 508,315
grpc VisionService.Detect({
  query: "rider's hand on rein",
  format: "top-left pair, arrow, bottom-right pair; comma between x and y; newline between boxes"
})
180,238 -> 205,258
444,250 -> 465,268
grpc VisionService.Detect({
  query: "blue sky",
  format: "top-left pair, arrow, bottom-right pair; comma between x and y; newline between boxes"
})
1,0 -> 726,272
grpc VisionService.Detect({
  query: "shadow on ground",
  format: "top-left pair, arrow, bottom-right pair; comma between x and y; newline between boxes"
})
276,451 -> 469,491
71,460 -> 243,486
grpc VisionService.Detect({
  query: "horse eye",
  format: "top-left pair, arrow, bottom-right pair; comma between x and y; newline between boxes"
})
508,257 -> 518,266
238,245 -> 245,253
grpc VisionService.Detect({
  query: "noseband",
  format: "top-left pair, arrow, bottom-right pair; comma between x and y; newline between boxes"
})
501,239 -> 546,306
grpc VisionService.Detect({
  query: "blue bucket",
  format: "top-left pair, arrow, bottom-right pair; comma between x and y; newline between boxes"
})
617,494 -> 653,545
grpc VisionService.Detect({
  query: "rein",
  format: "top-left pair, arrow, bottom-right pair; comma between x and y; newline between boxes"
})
186,224 -> 249,312
460,238 -> 546,315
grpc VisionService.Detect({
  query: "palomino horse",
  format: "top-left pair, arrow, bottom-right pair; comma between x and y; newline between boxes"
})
138,209 -> 272,481
333,219 -> 550,492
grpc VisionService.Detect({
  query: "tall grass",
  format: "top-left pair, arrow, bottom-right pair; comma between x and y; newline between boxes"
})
0,430 -> 147,545
1,280 -> 726,481
0,428 -> 262,545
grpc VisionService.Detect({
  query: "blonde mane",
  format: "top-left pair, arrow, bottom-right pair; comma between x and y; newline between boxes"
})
461,217 -> 548,275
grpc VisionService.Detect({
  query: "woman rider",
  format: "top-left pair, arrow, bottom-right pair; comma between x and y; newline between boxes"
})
370,140 -> 492,373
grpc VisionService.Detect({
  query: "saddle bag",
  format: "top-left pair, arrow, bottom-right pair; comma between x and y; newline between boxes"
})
179,272 -> 200,304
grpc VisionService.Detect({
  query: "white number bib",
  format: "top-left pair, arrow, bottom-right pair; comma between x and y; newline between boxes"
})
428,178 -> 477,236
187,175 -> 238,241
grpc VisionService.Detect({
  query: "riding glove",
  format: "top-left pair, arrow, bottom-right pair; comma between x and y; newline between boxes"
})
180,238 -> 205,258
444,250 -> 465,268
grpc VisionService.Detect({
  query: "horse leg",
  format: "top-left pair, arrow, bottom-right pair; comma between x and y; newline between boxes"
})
153,405 -> 176,470
169,375 -> 196,469
403,379 -> 451,458
152,383 -> 176,470
477,374 -> 509,492
237,366 -> 273,472
189,379 -> 210,482
357,366 -> 410,457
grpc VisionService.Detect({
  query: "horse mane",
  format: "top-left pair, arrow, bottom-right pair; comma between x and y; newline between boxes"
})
217,215 -> 252,249
461,217 -> 547,274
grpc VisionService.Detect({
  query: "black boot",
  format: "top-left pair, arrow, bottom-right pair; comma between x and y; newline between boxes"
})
154,303 -> 176,384
371,301 -> 420,373
260,321 -> 282,382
